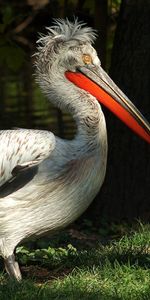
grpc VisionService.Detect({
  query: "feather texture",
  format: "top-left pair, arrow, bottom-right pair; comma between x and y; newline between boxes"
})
37,18 -> 97,46
0,20 -> 107,277
0,129 -> 55,187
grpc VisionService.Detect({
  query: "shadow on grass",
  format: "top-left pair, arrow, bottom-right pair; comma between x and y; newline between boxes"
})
0,225 -> 150,300
0,225 -> 149,282
0,275 -> 150,300
17,236 -> 150,276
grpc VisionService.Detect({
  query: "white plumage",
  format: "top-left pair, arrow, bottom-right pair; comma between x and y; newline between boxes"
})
0,19 -> 149,280
0,20 -> 107,280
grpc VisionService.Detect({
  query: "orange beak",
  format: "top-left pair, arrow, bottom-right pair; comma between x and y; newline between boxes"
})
65,65 -> 150,144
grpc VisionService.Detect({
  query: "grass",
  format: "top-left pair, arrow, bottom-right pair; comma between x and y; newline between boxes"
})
0,222 -> 150,300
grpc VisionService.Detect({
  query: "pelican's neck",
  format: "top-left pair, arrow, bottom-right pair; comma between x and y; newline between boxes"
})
39,75 -> 107,153
71,93 -> 107,155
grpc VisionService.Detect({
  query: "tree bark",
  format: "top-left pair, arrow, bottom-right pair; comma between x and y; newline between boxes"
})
88,0 -> 150,223
94,0 -> 108,67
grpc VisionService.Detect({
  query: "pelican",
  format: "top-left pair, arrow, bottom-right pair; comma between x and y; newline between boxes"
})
0,19 -> 150,280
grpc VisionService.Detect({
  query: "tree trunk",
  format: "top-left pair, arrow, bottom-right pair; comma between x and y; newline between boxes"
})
88,0 -> 150,223
94,0 -> 108,67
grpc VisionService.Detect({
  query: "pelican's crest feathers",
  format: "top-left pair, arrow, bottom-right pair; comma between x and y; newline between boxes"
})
37,19 -> 97,47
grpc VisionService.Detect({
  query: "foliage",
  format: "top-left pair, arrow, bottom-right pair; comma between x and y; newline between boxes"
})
0,6 -> 14,34
0,5 -> 26,71
16,244 -> 78,267
0,44 -> 25,71
15,222 -> 150,269
0,223 -> 149,299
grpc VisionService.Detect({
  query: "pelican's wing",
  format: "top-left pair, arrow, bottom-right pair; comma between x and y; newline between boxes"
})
0,129 -> 55,189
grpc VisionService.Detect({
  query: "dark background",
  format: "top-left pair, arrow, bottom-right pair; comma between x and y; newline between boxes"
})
0,0 -> 149,226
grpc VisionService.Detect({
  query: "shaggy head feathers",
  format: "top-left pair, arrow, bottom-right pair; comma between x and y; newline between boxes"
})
35,19 -> 99,113
35,19 -> 97,92
37,19 -> 97,47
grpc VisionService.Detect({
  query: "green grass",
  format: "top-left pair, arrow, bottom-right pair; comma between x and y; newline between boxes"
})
0,223 -> 150,300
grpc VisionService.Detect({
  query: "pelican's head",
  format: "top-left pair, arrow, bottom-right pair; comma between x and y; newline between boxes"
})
35,18 -> 98,88
35,19 -> 150,143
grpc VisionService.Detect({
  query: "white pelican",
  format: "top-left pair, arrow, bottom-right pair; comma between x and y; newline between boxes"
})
0,19 -> 150,280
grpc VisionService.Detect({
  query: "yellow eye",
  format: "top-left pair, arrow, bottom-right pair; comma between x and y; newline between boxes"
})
82,54 -> 93,65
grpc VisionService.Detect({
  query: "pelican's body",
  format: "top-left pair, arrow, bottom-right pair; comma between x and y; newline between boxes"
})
0,19 -> 150,280
0,112 -> 107,254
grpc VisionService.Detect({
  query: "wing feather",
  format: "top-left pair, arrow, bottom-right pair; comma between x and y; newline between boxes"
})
0,129 -> 55,188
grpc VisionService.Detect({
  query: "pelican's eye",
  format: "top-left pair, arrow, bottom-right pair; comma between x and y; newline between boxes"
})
82,54 -> 93,65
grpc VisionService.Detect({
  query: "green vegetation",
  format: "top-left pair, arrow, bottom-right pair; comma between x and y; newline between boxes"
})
0,223 -> 150,299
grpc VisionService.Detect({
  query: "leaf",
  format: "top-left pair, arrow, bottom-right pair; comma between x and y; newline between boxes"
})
0,24 -> 6,34
83,0 -> 95,15
16,246 -> 29,254
2,6 -> 14,26
0,45 -> 25,71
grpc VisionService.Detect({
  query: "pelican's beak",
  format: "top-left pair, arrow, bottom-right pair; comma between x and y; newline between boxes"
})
65,65 -> 150,144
